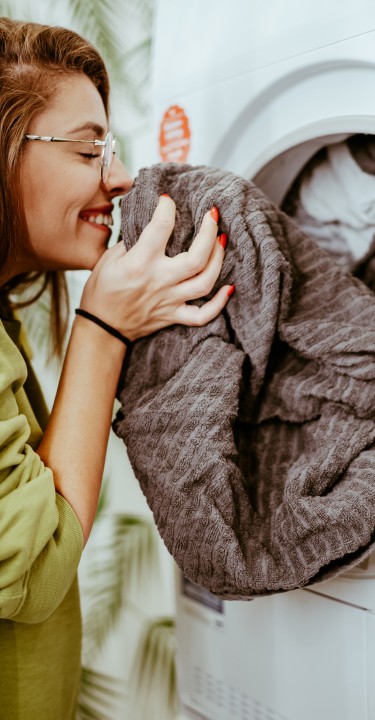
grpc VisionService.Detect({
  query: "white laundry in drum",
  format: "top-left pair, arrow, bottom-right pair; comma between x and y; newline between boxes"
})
283,136 -> 375,270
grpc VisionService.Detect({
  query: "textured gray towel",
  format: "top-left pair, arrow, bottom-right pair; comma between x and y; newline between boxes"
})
114,162 -> 375,599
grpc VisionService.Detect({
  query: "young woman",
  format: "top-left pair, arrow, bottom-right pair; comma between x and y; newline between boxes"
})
0,18 -> 233,718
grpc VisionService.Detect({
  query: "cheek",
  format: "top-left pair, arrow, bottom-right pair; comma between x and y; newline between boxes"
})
21,165 -> 62,230
24,192 -> 80,255
21,154 -> 101,235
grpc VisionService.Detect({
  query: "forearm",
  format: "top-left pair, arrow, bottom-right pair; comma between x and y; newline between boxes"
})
37,315 -> 126,544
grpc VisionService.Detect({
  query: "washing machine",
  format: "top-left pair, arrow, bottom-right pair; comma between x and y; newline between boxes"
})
151,2 -> 375,718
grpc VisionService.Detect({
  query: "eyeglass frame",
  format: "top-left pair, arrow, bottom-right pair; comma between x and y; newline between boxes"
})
24,130 -> 116,184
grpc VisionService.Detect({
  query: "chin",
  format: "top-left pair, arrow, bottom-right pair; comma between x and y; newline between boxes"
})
79,246 -> 107,271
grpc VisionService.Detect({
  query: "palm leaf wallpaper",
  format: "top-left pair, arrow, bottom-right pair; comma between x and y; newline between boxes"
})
81,512 -> 159,661
0,1 -> 179,718
69,0 -> 153,117
78,668 -> 126,720
128,617 -> 178,720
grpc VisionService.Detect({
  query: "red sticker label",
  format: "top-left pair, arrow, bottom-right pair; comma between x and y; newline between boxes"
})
159,105 -> 191,163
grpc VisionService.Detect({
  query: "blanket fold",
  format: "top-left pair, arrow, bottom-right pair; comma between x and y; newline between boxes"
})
114,163 -> 375,598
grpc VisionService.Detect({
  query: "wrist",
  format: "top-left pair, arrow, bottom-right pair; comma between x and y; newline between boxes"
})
75,308 -> 132,349
72,313 -> 127,362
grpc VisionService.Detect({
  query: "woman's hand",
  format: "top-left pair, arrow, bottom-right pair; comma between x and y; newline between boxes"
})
80,195 -> 233,341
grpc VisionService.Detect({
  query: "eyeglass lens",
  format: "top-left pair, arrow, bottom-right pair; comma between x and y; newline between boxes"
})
101,131 -> 114,184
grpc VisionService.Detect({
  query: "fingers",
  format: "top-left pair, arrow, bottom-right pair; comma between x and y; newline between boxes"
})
174,284 -> 235,327
137,194 -> 176,254
171,207 -> 220,283
174,232 -> 227,302
122,199 -> 220,286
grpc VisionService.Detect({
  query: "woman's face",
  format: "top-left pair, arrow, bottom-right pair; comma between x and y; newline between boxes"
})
18,73 -> 132,273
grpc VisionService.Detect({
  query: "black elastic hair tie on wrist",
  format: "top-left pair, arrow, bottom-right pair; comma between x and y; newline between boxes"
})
75,308 -> 132,348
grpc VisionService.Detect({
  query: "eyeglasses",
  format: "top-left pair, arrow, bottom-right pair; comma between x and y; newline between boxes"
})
24,130 -> 116,184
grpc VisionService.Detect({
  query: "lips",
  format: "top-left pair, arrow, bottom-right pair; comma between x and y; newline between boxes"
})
79,204 -> 114,228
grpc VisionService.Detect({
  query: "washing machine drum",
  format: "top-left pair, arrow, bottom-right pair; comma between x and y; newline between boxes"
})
114,161 -> 375,599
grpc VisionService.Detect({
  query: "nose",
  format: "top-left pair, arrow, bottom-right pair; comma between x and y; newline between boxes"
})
102,154 -> 133,197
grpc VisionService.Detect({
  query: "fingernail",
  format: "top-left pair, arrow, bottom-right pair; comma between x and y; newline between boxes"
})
227,284 -> 235,297
210,206 -> 219,223
218,233 -> 228,250
161,193 -> 170,198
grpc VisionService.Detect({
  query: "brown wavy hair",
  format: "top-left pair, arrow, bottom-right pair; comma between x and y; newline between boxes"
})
0,17 -> 110,356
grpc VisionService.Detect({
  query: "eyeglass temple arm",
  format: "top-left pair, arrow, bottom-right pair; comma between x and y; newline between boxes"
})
25,134 -> 105,146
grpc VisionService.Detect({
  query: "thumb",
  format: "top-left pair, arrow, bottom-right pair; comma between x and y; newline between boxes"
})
136,194 -> 176,256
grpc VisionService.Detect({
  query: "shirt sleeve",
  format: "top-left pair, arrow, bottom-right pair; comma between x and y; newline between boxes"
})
0,322 -> 84,623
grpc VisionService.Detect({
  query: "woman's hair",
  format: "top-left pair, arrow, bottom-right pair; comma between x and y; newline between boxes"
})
0,17 -> 110,356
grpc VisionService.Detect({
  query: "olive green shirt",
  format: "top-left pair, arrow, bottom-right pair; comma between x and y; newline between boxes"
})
0,317 -> 84,719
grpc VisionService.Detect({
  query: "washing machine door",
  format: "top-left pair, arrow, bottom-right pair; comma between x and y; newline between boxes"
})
210,55 -> 375,204
153,0 -> 375,195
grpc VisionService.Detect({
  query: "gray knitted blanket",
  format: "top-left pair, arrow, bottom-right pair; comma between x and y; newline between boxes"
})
114,163 -> 375,598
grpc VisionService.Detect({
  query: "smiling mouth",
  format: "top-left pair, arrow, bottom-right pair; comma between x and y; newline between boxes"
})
79,206 -> 114,229
82,213 -> 113,227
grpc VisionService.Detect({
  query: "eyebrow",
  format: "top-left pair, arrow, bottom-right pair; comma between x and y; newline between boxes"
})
67,122 -> 106,138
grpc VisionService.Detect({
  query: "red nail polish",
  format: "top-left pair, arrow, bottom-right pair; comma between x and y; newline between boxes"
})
218,233 -> 228,250
210,207 -> 219,223
227,284 -> 235,297
161,193 -> 170,198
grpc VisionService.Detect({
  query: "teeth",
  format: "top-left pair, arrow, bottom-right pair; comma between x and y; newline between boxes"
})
86,214 -> 113,226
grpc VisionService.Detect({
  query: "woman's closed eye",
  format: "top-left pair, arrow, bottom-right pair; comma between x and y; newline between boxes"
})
79,151 -> 101,160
